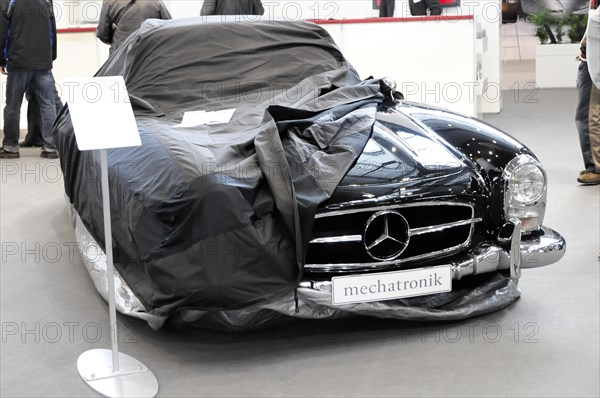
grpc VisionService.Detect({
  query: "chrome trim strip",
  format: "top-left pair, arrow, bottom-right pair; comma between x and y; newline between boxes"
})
305,240 -> 473,272
315,201 -> 474,219
410,218 -> 482,236
310,235 -> 362,244
509,218 -> 522,279
310,217 -> 483,244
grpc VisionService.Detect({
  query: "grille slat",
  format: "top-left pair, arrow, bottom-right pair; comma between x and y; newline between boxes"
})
305,201 -> 479,272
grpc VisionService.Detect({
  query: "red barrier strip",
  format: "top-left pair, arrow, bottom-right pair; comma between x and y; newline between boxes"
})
312,15 -> 474,24
57,27 -> 97,33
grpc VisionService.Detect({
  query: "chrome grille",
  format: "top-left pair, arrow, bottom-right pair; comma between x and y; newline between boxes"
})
305,201 -> 481,272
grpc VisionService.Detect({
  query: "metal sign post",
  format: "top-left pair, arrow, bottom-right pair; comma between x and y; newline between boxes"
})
67,76 -> 158,397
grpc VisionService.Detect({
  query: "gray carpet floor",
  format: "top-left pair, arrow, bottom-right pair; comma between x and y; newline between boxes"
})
1,87 -> 598,397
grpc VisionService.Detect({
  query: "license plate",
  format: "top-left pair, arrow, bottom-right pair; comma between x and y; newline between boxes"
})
331,265 -> 452,305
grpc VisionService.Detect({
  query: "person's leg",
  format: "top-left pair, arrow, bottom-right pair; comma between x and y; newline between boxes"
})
23,89 -> 45,147
53,83 -> 63,115
575,61 -> 595,173
23,77 -> 62,147
379,0 -> 395,17
588,84 -> 600,168
426,0 -> 443,15
387,0 -> 395,17
29,70 -> 58,157
1,71 -> 31,157
409,0 -> 427,16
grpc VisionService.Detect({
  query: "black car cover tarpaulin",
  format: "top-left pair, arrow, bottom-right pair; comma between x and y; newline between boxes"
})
55,18 -> 385,315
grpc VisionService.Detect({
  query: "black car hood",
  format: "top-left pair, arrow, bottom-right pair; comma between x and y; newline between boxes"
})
326,106 -> 475,207
325,98 -> 532,209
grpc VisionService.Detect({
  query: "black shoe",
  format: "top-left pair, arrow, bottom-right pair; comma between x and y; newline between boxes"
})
0,147 -> 20,159
40,148 -> 59,159
19,141 -> 44,148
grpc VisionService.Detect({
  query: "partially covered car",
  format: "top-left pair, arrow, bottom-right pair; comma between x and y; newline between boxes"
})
55,18 -> 565,331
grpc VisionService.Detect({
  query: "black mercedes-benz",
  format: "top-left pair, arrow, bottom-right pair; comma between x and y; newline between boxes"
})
303,98 -> 565,306
55,17 -> 565,330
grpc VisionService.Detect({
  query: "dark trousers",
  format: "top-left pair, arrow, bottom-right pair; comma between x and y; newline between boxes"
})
24,85 -> 63,145
2,70 -> 57,151
379,0 -> 395,17
409,0 -> 442,16
575,61 -> 596,172
589,83 -> 600,170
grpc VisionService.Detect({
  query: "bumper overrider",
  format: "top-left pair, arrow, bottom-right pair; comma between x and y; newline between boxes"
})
299,222 -> 566,293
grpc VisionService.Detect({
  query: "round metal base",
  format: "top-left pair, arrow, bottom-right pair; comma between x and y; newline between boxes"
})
77,349 -> 158,397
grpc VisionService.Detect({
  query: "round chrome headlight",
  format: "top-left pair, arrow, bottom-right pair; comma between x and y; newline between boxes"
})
509,162 -> 546,203
503,155 -> 548,233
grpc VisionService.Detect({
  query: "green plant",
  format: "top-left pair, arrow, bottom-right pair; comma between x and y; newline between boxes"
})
534,25 -> 550,44
555,19 -> 566,44
563,14 -> 588,43
529,8 -> 589,45
529,8 -> 560,44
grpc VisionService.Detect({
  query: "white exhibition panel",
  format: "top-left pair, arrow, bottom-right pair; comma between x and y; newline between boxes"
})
461,0 -> 502,113
319,18 -> 482,117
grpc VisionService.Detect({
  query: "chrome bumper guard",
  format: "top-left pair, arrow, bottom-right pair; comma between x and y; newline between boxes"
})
299,224 -> 566,291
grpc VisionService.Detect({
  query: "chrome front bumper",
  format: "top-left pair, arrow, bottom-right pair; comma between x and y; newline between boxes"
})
299,224 -> 566,291
450,224 -> 565,280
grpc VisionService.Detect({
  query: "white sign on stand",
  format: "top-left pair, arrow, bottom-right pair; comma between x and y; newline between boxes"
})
67,76 -> 158,398
67,76 -> 142,150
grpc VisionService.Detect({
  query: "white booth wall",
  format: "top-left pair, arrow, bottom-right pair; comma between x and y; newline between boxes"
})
53,0 -> 103,27
167,0 -> 502,115
66,0 -> 503,115
1,0 -> 502,130
319,16 -> 488,117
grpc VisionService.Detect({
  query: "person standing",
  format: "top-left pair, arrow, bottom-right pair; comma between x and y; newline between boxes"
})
379,0 -> 395,17
583,5 -> 600,185
96,0 -> 172,54
0,0 -> 59,159
588,7 -> 600,90
575,0 -> 600,185
408,0 -> 442,16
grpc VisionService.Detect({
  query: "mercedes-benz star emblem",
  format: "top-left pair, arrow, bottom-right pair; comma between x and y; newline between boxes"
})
363,210 -> 410,261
